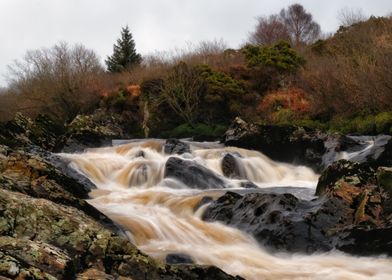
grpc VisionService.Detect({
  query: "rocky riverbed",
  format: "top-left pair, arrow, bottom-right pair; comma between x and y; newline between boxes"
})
0,113 -> 391,279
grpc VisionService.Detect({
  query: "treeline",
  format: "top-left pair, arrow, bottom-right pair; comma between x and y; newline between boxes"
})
0,3 -> 391,136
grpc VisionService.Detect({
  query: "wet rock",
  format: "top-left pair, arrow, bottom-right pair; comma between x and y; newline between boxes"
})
203,175 -> 391,255
164,139 -> 191,155
0,113 -> 64,151
194,196 -> 214,212
221,153 -> 245,179
374,137 -> 392,167
0,189 -> 238,280
316,160 -> 375,196
166,254 -> 194,264
223,118 -> 325,171
164,157 -> 227,189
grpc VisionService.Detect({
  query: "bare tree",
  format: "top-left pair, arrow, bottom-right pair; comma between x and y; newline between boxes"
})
249,15 -> 290,45
280,4 -> 321,45
161,62 -> 205,126
338,7 -> 367,27
6,42 -> 103,121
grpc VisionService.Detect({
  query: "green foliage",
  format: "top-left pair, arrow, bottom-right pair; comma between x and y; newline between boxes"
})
106,26 -> 142,73
198,65 -> 245,124
242,41 -> 305,72
328,112 -> 392,135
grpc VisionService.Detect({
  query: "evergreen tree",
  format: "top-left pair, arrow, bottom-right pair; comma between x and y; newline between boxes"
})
106,26 -> 142,72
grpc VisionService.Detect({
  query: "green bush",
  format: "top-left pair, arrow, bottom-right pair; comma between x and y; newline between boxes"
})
198,65 -> 245,124
242,41 -> 305,72
328,112 -> 392,135
374,112 -> 392,134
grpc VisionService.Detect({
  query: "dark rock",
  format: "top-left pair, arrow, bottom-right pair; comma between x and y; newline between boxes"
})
316,160 -> 375,196
164,157 -> 227,189
194,196 -> 214,212
239,181 -> 258,189
337,226 -> 392,256
164,138 -> 191,155
203,175 -> 391,255
166,253 -> 194,264
377,167 -> 392,195
0,113 -> 64,151
221,153 -> 245,179
223,117 -> 260,144
375,137 -> 392,167
223,118 -> 325,171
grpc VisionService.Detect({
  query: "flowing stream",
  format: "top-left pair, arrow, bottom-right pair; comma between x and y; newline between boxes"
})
62,140 -> 392,280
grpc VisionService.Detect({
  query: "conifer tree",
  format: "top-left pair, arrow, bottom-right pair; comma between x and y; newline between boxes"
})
106,26 -> 142,72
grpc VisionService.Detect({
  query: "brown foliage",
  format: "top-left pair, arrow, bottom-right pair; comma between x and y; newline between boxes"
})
257,87 -> 311,117
5,42 -> 104,121
249,3 -> 320,47
300,17 -> 392,118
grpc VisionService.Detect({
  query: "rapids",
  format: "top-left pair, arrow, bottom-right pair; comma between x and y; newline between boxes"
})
62,140 -> 392,280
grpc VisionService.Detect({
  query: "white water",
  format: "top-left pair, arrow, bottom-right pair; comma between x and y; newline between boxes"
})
62,140 -> 392,280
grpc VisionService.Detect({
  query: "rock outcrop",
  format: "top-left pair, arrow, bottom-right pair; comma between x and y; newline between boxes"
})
204,160 -> 392,256
164,157 -> 227,189
223,117 -> 326,170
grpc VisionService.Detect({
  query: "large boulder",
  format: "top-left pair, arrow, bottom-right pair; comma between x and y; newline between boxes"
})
223,118 -> 326,170
164,157 -> 227,189
164,139 -> 191,155
0,113 -> 64,151
204,159 -> 392,255
316,160 -> 375,195
0,189 -> 239,280
61,109 -> 136,153
221,153 -> 246,179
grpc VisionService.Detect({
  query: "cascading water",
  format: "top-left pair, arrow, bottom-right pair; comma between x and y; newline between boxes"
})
61,140 -> 392,280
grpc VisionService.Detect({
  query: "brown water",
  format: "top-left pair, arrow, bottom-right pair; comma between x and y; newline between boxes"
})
62,140 -> 392,280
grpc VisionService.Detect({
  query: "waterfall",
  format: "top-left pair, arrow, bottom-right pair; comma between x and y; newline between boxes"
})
61,140 -> 392,280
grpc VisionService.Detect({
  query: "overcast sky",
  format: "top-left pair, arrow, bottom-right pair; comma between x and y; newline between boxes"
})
1,0 -> 391,86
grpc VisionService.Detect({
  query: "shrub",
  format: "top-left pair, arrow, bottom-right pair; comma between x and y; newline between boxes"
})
242,41 -> 305,72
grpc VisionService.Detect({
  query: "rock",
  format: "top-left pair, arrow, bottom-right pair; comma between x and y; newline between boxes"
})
377,167 -> 392,195
223,117 -> 260,144
0,236 -> 74,279
166,254 -> 194,264
164,139 -> 191,155
61,109 -> 134,153
164,157 -> 227,189
374,137 -> 392,167
316,160 -> 375,196
194,196 -> 214,212
223,118 -> 325,171
221,153 -> 245,179
0,113 -> 64,151
203,176 -> 391,255
0,189 -> 238,280
0,145 -> 119,234
337,226 -> 392,256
